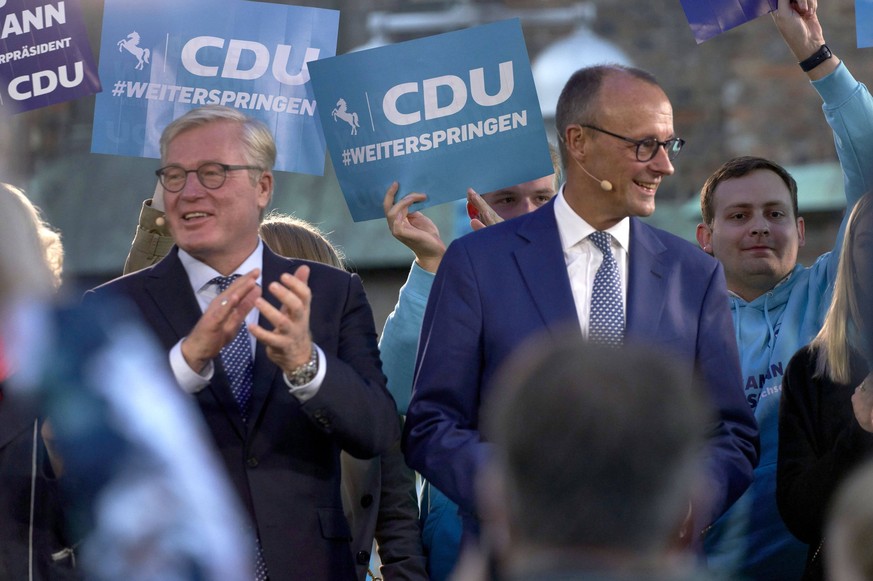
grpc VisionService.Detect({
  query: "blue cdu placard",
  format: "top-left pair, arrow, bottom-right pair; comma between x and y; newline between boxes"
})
91,0 -> 338,176
309,19 -> 554,222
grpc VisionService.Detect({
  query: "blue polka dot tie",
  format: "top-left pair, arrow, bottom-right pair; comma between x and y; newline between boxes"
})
588,231 -> 624,347
210,275 -> 253,422
210,275 -> 269,581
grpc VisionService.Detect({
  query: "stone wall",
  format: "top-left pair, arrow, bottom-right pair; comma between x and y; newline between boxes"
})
582,0 -> 870,201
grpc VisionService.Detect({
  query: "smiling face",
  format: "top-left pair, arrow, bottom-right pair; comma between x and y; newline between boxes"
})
697,169 -> 805,301
162,120 -> 272,274
564,73 -> 676,230
481,175 -> 557,221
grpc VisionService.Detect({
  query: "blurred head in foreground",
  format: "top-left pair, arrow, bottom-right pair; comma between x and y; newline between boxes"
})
478,332 -> 709,578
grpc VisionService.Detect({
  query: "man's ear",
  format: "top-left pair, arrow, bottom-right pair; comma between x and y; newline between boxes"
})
564,124 -> 586,161
796,216 -> 806,248
696,223 -> 713,254
258,171 -> 273,210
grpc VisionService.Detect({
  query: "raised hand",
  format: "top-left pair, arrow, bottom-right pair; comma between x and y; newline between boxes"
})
383,181 -> 446,273
467,188 -> 504,231
250,266 -> 315,375
181,269 -> 261,373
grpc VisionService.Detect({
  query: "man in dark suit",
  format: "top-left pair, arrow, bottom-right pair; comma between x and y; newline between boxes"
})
87,105 -> 399,580
403,65 -> 759,544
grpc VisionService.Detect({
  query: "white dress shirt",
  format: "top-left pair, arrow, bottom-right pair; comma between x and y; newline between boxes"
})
553,187 -> 629,339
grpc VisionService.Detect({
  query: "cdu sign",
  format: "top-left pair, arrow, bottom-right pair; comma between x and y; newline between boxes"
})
383,61 -> 514,125
92,0 -> 338,176
180,37 -> 320,85
0,0 -> 100,113
309,19 -> 552,222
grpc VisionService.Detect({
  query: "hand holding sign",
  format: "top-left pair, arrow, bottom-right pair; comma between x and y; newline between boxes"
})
383,182 -> 446,273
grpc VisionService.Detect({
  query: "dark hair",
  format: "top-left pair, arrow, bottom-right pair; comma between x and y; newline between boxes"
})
484,331 -> 707,554
700,156 -> 798,225
554,64 -> 662,165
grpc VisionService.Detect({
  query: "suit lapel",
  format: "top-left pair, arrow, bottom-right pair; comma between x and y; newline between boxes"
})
143,248 -> 202,340
144,248 -> 246,438
513,202 -> 579,334
626,218 -> 668,340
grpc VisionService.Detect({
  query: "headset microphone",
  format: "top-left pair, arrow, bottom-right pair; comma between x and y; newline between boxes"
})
574,157 -> 613,192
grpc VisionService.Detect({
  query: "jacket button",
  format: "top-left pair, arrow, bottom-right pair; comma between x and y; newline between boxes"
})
360,494 -> 373,508
356,550 -> 370,565
314,409 -> 330,427
246,456 -> 259,468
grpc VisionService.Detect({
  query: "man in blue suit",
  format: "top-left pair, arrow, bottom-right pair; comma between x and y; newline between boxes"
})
403,65 -> 759,545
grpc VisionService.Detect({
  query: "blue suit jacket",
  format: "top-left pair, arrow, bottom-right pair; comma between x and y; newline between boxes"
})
403,199 -> 759,531
86,245 -> 399,580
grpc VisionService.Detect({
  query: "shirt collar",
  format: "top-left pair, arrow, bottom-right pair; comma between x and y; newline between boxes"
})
178,240 -> 264,294
554,185 -> 630,252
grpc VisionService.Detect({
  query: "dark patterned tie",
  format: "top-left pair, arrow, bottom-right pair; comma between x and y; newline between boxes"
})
209,275 -> 254,422
209,275 -> 269,581
588,231 -> 624,347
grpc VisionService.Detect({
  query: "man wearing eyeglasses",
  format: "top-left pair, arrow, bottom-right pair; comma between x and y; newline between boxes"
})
402,64 -> 759,551
86,105 -> 400,580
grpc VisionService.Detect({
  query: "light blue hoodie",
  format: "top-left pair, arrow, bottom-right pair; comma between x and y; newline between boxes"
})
703,63 -> 873,580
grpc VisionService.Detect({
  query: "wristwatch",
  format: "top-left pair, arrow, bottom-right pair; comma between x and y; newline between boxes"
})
286,346 -> 318,386
799,44 -> 832,73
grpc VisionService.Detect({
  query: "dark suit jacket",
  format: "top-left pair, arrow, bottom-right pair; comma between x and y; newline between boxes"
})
403,199 -> 759,531
341,430 -> 427,581
86,245 -> 400,580
0,392 -> 79,580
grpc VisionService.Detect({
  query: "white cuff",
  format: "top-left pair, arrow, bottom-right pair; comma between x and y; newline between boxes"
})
169,339 -> 213,394
283,344 -> 326,403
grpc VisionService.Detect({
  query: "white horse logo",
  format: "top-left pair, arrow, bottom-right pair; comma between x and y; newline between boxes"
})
332,98 -> 360,135
117,31 -> 150,70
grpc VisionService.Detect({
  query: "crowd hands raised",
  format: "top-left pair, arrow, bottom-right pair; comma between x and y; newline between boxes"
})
4,0 -> 873,580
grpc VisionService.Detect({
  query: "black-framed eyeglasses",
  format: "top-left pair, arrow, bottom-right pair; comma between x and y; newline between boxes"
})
155,162 -> 263,193
580,124 -> 685,162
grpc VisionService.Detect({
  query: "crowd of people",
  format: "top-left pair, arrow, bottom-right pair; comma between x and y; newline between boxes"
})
2,0 -> 873,580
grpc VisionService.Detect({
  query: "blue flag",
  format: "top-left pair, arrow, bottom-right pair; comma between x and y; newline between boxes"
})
309,19 -> 553,222
679,0 -> 777,44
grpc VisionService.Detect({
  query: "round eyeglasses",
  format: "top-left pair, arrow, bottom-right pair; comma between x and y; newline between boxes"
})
155,162 -> 263,193
580,124 -> 685,162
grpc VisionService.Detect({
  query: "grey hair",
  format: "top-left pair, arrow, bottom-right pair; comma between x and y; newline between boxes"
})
159,105 -> 277,172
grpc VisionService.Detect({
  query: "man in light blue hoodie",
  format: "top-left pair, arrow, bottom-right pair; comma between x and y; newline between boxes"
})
698,1 -> 873,578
